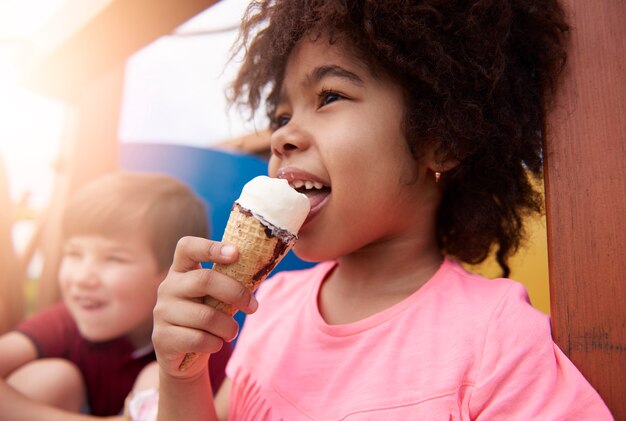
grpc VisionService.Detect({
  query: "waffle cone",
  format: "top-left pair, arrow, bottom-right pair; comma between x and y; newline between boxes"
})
179,203 -> 296,371
204,203 -> 296,314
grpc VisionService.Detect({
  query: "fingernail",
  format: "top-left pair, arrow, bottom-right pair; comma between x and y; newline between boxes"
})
248,295 -> 259,313
221,244 -> 236,257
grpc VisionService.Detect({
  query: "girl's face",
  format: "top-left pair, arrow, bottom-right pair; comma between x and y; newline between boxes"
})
269,36 -> 439,261
58,231 -> 166,347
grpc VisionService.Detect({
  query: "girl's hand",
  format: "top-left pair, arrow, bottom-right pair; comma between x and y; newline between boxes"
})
152,236 -> 258,379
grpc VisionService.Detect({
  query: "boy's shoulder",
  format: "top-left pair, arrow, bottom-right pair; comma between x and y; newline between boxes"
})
16,302 -> 76,336
14,302 -> 83,359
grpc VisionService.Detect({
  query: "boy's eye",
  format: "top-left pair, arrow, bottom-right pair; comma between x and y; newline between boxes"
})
106,255 -> 128,263
62,246 -> 82,258
63,250 -> 82,259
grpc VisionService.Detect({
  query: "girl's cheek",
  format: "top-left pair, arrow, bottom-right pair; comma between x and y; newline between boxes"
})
268,154 -> 281,177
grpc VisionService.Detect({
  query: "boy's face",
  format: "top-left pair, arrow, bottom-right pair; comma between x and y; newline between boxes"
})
269,36 -> 439,261
58,230 -> 166,347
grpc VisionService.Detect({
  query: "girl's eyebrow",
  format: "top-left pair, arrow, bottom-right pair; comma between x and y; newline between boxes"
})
305,65 -> 365,87
277,64 -> 366,106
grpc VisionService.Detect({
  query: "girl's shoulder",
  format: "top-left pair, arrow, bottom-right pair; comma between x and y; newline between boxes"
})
442,258 -> 531,302
434,258 -> 543,326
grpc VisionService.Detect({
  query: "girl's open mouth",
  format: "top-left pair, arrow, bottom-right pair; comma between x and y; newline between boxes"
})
290,180 -> 331,223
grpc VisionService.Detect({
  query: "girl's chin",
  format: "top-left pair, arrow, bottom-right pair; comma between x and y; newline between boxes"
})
292,239 -> 338,263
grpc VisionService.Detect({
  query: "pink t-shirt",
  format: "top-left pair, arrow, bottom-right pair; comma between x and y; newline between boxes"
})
226,258 -> 612,420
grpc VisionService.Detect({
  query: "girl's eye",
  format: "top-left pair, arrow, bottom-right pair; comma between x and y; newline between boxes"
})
272,114 -> 291,130
319,90 -> 344,107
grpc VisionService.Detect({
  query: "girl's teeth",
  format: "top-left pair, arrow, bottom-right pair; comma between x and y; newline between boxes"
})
290,180 -> 325,190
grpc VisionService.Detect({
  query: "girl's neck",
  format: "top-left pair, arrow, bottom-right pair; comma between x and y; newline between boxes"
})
319,231 -> 442,325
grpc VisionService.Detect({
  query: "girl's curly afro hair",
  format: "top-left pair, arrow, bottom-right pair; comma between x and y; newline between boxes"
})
228,0 -> 570,277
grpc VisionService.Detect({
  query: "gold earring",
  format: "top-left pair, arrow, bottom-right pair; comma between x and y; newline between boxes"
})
435,171 -> 441,183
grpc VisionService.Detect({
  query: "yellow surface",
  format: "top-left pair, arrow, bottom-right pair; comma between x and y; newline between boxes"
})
465,213 -> 551,314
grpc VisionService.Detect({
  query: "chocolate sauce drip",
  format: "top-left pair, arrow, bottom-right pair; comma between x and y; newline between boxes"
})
234,202 -> 296,241
231,203 -> 297,283
234,202 -> 253,216
252,238 -> 293,282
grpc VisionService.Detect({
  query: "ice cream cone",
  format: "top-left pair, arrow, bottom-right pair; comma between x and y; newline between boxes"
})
177,176 -> 309,372
205,203 -> 297,314
178,203 -> 299,371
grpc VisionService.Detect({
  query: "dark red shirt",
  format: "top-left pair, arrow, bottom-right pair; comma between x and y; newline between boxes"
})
16,302 -> 231,416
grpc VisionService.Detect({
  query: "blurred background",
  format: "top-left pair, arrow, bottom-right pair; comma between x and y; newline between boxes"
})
0,0 -> 550,335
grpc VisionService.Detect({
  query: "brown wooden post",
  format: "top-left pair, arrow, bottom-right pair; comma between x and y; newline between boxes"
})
543,1 -> 625,418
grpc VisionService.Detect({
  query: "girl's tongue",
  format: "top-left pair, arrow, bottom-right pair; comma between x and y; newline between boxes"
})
301,186 -> 331,211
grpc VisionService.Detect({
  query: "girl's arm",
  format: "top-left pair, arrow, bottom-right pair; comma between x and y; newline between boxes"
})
131,366 -> 231,421
152,236 -> 257,421
157,365 -> 216,421
214,378 -> 231,420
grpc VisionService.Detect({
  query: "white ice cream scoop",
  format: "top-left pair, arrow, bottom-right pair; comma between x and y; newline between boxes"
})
235,176 -> 310,234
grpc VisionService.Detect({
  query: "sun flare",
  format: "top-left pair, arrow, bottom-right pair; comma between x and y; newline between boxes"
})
0,57 -> 65,208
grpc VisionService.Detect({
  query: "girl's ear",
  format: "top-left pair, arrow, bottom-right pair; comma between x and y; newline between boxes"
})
425,146 -> 460,175
428,159 -> 459,174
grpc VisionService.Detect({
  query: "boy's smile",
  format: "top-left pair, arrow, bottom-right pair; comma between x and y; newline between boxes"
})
268,35 -> 440,263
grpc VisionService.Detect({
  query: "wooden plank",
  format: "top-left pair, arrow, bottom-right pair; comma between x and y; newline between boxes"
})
543,0 -> 626,418
23,0 -> 219,100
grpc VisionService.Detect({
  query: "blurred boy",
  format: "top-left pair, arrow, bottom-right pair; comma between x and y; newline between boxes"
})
0,171 -> 232,419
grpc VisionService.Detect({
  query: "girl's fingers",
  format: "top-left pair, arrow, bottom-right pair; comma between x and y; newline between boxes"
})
170,236 -> 239,272
153,236 -> 256,377
167,236 -> 258,313
160,268 -> 258,315
156,300 -> 240,343
152,323 -> 221,377
152,287 -> 241,377
153,323 -> 222,356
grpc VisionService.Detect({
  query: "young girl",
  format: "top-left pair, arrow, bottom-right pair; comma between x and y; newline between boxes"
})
151,0 -> 613,419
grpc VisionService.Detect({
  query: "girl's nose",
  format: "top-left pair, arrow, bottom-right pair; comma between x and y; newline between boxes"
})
270,122 -> 311,159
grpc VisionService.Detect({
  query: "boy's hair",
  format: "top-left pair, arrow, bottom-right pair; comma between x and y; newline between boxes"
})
228,0 -> 569,276
62,171 -> 209,272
